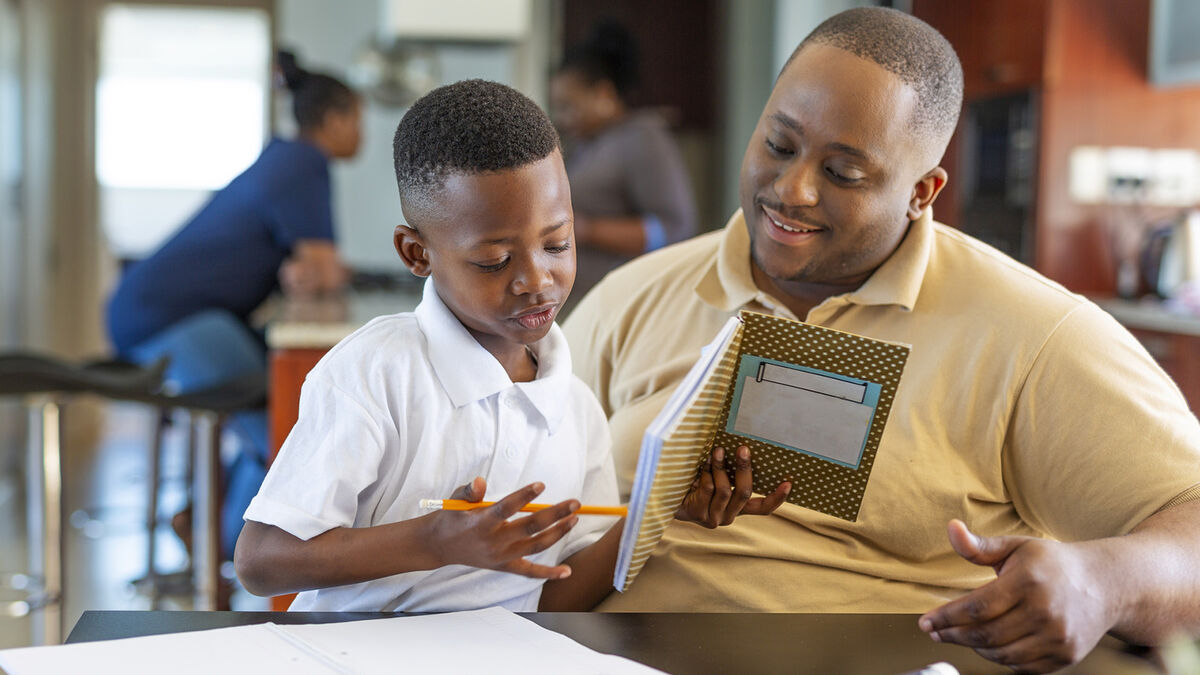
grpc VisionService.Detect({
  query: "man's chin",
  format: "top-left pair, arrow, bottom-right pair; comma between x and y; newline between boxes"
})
750,246 -> 817,285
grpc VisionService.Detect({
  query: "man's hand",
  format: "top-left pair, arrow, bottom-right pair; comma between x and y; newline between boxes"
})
424,478 -> 581,580
918,519 -> 1114,673
675,445 -> 791,528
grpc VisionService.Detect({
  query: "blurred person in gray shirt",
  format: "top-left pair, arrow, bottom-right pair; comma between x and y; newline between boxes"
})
550,19 -> 697,313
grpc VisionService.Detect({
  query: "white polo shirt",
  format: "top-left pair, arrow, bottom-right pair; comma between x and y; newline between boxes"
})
245,279 -> 618,612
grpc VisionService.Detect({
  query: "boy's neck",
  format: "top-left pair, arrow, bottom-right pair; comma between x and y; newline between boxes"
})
473,335 -> 538,383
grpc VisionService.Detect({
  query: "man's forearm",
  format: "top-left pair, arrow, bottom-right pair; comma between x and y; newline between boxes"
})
1104,499 -> 1200,644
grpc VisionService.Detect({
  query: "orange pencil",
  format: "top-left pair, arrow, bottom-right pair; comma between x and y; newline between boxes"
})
419,498 -> 627,517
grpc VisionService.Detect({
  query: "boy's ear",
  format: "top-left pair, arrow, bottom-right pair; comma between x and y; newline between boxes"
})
394,225 -> 431,277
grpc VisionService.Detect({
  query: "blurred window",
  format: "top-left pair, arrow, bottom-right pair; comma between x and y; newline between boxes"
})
95,3 -> 270,259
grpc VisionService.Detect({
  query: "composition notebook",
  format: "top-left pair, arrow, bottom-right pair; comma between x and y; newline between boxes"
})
614,310 -> 910,591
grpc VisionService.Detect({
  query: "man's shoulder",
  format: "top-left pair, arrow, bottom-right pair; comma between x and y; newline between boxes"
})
927,222 -> 1087,320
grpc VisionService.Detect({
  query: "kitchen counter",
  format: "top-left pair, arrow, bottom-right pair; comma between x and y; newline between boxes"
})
1093,296 -> 1200,337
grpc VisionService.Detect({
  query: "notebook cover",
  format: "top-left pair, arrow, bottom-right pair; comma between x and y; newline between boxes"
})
617,311 -> 910,591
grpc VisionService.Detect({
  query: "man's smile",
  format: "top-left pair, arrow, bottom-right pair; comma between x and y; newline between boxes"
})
761,204 -> 826,245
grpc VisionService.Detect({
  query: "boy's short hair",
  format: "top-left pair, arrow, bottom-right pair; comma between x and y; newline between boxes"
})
392,79 -> 561,219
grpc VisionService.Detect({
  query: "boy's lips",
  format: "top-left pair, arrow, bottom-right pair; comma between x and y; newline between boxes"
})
761,205 -> 825,245
512,303 -> 558,330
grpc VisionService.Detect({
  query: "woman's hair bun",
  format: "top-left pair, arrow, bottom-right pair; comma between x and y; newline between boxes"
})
276,49 -> 309,91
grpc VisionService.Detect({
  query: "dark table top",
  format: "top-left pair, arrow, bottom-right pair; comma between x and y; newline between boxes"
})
67,611 -> 1157,675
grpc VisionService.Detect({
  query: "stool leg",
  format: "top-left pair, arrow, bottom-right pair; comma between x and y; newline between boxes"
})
144,409 -> 168,608
26,398 -> 63,644
190,411 -> 221,610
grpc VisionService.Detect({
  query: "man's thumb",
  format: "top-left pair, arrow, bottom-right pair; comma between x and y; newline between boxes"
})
946,519 -> 1021,570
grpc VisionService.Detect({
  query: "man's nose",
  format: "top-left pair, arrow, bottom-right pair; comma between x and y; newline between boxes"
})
774,159 -> 820,207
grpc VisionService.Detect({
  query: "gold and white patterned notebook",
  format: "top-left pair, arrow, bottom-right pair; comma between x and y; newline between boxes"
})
614,310 -> 910,592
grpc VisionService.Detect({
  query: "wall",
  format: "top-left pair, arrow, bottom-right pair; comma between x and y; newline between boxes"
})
276,0 -> 552,272
1037,0 -> 1200,293
717,1 -> 774,221
772,0 -> 874,75
20,0 -> 108,357
717,0 -> 873,222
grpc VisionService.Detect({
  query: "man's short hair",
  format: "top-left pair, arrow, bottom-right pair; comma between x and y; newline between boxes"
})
786,7 -> 964,143
392,79 -> 560,217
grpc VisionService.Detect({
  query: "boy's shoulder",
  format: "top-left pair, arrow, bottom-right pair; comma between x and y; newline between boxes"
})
308,311 -> 428,384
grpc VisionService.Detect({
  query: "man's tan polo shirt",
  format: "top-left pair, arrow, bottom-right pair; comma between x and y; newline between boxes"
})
564,208 -> 1200,612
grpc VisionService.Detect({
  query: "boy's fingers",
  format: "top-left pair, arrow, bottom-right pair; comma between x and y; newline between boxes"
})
517,500 -> 579,536
515,515 -> 578,556
489,482 -> 545,520
502,559 -> 572,580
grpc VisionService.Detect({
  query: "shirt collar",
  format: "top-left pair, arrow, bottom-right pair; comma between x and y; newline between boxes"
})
695,207 -> 934,314
414,279 -> 570,432
695,210 -> 760,312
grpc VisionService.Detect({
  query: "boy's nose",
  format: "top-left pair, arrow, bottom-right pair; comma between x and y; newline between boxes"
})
511,262 -> 554,295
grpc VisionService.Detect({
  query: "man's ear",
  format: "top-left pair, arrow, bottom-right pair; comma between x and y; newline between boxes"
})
907,166 -> 948,221
394,225 -> 431,277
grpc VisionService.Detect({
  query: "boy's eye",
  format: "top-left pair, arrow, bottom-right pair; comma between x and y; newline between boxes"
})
546,241 -> 572,254
474,257 -> 510,272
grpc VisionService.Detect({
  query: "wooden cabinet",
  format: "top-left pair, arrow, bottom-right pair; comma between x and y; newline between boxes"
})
912,0 -> 1047,100
916,0 -> 1200,296
266,347 -> 327,611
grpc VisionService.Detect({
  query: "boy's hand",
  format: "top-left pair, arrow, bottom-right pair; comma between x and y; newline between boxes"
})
675,445 -> 791,528
426,478 -> 580,580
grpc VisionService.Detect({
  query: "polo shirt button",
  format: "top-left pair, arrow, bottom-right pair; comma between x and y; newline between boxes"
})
504,396 -> 516,409
504,446 -> 516,459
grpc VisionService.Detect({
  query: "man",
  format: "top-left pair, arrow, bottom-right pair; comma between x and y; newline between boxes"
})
564,7 -> 1200,672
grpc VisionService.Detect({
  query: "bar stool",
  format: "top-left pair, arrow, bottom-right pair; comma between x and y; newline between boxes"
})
0,352 -> 166,644
133,373 -> 266,611
1,354 -> 268,640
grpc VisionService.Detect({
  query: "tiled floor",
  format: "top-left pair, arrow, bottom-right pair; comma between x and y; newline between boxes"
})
0,398 -> 266,649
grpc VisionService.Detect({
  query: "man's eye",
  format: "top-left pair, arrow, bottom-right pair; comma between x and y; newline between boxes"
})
765,138 -> 793,156
475,258 -> 509,272
825,166 -> 863,184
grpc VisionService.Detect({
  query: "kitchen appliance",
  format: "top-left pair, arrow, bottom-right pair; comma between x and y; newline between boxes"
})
1143,209 -> 1200,299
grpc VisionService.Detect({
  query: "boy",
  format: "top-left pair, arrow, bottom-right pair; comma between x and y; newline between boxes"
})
234,80 -> 787,612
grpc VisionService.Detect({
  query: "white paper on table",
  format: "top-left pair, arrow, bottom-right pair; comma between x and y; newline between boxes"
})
0,623 -> 332,675
0,607 -> 663,675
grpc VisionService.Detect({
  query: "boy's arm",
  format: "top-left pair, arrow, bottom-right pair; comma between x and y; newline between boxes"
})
536,518 -> 625,611
235,480 -> 581,597
537,446 -> 790,611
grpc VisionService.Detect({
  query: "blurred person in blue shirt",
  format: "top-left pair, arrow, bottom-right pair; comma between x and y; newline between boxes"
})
106,50 -> 361,562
